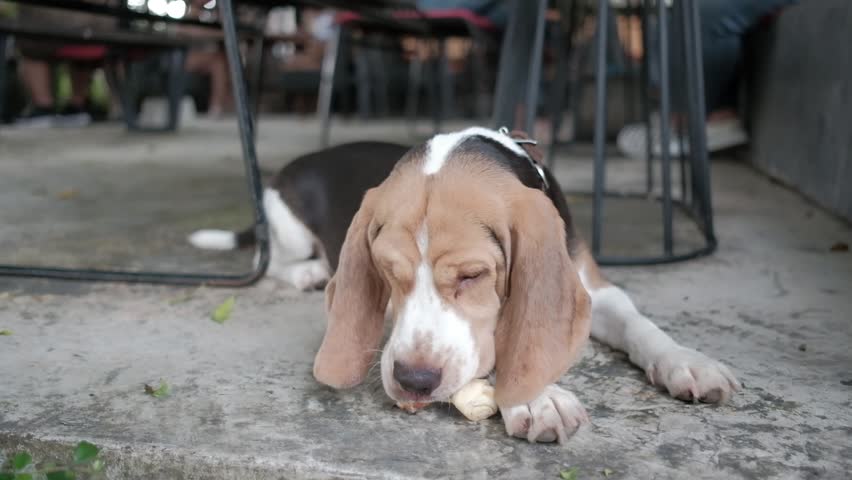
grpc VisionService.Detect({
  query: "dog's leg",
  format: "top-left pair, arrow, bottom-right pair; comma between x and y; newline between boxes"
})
276,259 -> 330,291
582,274 -> 739,402
263,188 -> 329,290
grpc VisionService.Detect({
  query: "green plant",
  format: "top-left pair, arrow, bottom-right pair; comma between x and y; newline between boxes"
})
0,441 -> 105,480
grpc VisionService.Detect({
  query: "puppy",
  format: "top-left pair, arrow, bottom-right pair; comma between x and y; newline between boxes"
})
191,128 -> 739,443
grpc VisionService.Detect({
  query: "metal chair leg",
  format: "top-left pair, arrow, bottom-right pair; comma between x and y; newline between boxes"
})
0,0 -> 268,285
438,39 -> 453,124
370,48 -> 390,117
683,0 -> 714,239
166,47 -> 187,132
426,43 -> 441,134
546,0 -> 580,167
405,57 -> 423,138
491,0 -> 548,131
0,34 -> 7,123
592,0 -> 610,256
522,0 -> 548,134
640,0 -> 654,194
657,0 -> 674,255
248,33 -> 266,127
587,0 -> 715,266
318,24 -> 341,148
354,47 -> 372,120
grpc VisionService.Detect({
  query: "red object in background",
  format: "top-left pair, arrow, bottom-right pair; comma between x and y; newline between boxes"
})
55,45 -> 108,61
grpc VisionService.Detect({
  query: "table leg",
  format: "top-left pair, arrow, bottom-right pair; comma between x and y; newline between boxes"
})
491,0 -> 548,133
218,0 -> 269,278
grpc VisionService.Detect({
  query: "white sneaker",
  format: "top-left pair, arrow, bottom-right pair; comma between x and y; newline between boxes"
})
617,115 -> 747,159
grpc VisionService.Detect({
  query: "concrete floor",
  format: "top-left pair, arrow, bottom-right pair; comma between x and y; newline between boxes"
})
0,117 -> 850,479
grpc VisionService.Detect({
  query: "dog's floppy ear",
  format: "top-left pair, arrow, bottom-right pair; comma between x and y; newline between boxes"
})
493,189 -> 591,408
313,188 -> 389,389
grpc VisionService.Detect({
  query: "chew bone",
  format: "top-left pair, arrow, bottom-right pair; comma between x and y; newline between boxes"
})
450,379 -> 498,421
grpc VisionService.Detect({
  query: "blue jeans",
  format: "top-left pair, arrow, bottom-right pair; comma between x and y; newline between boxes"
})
657,0 -> 799,112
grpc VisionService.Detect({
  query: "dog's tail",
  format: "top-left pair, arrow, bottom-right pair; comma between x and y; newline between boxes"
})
188,227 -> 256,251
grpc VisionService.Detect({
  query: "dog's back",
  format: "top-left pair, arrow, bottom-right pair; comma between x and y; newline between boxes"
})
273,141 -> 409,270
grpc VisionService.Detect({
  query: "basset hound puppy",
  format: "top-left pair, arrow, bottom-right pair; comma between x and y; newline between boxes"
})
190,127 -> 739,443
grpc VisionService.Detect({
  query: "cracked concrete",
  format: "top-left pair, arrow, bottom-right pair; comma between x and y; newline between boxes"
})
1,118 -> 851,479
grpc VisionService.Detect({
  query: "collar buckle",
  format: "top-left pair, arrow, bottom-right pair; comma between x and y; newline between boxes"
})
497,127 -> 548,191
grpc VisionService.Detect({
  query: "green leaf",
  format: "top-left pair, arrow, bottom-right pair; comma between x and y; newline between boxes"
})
46,472 -> 73,480
73,441 -> 98,464
91,459 -> 104,472
211,296 -> 235,324
144,380 -> 169,398
602,468 -> 614,477
0,330 -> 12,336
559,468 -> 579,480
12,453 -> 31,471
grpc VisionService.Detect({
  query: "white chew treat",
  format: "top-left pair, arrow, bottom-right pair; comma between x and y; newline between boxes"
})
450,379 -> 498,421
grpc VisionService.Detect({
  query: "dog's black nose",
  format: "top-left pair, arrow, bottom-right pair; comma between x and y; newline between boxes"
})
393,361 -> 442,395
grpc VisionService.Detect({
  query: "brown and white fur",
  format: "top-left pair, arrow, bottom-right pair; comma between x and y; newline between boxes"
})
190,127 -> 739,444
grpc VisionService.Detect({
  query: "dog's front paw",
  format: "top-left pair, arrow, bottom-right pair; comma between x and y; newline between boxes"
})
282,260 -> 329,291
647,346 -> 740,403
500,385 -> 588,444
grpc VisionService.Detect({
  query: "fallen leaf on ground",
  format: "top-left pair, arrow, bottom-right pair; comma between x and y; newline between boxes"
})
73,441 -> 99,464
57,188 -> 79,200
144,380 -> 169,398
560,467 -> 579,480
211,296 -> 235,324
13,451 -> 32,470
602,467 -> 614,477
0,330 -> 12,336
829,242 -> 849,252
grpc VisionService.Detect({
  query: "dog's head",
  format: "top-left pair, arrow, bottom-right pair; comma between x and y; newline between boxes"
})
313,129 -> 590,408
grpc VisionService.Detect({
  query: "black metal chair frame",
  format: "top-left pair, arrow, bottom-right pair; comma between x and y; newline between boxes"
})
0,0 -> 270,286
317,10 -> 496,147
590,0 -> 716,265
492,0 -> 716,266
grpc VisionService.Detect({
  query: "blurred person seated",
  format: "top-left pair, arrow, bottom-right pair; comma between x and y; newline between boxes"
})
616,0 -> 801,158
13,1 -> 114,128
178,0 -> 233,118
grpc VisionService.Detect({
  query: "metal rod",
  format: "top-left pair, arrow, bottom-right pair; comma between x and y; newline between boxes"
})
405,57 -> 423,137
522,0 -> 549,133
490,0 -> 521,128
592,0 -> 610,256
640,0 -> 653,194
217,0 -> 269,278
0,0 -> 269,286
684,0 -> 715,238
657,0 -> 674,255
0,34 -> 7,122
318,24 -> 341,148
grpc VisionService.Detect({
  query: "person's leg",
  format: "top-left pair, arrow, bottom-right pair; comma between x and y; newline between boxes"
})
618,0 -> 798,157
206,52 -> 231,117
13,57 -> 57,127
186,48 -> 232,117
48,63 -> 94,127
698,0 -> 797,112
68,64 -> 94,108
19,58 -> 54,108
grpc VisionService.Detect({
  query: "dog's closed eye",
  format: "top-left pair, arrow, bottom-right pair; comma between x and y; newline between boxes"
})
456,269 -> 487,297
